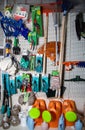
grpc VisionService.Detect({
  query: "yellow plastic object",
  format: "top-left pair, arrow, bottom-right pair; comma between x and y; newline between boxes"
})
28,107 -> 40,119
42,110 -> 51,123
65,111 -> 77,122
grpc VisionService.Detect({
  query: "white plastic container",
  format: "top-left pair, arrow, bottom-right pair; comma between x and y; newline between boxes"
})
41,122 -> 48,130
19,111 -> 27,127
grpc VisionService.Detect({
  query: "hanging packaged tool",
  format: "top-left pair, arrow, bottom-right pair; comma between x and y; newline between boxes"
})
13,37 -> 21,55
29,55 -> 36,71
10,76 -> 17,94
20,79 -> 32,92
35,54 -> 43,73
32,74 -> 40,92
50,70 -> 60,90
5,73 -> 11,118
5,39 -> 12,57
22,73 -> 32,83
15,75 -> 22,89
20,73 -> 32,92
20,49 -> 29,70
41,74 -> 50,93
1,73 -> 11,117
1,74 -> 7,114
28,31 -> 38,50
31,6 -> 43,37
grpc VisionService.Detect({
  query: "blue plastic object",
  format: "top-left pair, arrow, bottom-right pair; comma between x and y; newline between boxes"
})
75,119 -> 83,130
26,116 -> 34,130
77,61 -> 85,68
0,12 -> 30,39
62,0 -> 73,15
20,23 -> 30,39
58,114 -> 65,130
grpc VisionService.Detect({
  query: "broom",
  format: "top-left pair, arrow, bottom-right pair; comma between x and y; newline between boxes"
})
43,13 -> 48,74
58,13 -> 67,98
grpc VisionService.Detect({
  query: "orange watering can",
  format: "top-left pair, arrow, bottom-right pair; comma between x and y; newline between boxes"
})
33,99 -> 47,126
48,100 -> 62,128
62,100 -> 77,126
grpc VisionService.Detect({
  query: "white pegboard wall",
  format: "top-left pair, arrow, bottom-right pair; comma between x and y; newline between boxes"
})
48,13 -> 56,42
65,13 -> 85,61
0,1 -> 85,113
63,13 -> 85,112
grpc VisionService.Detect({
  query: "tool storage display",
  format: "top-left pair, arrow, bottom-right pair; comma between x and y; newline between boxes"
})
0,0 -> 85,130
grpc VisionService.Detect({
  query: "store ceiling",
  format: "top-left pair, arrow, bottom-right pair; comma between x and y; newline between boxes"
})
19,0 -> 85,12
1,0 -> 85,12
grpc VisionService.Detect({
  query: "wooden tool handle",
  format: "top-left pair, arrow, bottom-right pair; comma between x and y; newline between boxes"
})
58,14 -> 67,97
43,13 -> 48,74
